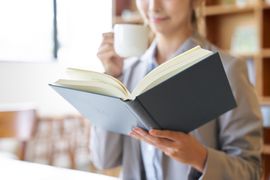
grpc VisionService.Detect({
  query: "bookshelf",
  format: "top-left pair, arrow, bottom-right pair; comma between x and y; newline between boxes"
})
203,0 -> 270,105
201,1 -> 270,178
203,4 -> 255,16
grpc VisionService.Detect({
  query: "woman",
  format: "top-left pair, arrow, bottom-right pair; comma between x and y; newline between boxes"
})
91,0 -> 262,179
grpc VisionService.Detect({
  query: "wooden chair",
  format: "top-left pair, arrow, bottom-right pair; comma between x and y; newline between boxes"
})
30,114 -> 90,169
0,108 -> 38,160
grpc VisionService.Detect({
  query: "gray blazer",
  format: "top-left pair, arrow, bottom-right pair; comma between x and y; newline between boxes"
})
90,34 -> 263,180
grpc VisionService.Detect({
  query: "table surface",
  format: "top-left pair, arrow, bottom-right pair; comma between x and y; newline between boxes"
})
0,157 -> 118,180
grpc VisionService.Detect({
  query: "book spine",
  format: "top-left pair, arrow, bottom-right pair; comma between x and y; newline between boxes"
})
126,99 -> 160,131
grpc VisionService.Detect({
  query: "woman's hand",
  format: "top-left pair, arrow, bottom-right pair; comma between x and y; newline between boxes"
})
129,128 -> 208,172
97,32 -> 124,77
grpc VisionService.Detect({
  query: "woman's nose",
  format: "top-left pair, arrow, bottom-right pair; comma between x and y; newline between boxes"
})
148,0 -> 162,13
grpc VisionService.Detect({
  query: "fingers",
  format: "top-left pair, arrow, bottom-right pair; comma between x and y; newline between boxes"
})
97,32 -> 121,60
98,32 -> 114,55
102,32 -> 114,44
129,128 -> 173,150
130,128 -> 207,170
97,44 -> 115,60
149,129 -> 187,141
97,33 -> 120,63
102,32 -> 114,38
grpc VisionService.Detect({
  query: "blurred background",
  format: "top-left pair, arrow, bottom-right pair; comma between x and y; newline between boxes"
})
0,0 -> 269,179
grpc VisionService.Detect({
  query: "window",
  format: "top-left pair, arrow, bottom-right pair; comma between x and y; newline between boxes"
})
0,0 -> 53,62
0,0 -> 112,71
57,0 -> 112,71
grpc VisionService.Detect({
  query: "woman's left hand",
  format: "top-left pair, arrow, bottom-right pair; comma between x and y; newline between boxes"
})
129,128 -> 208,172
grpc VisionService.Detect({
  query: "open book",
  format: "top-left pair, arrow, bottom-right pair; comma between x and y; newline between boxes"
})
50,46 -> 237,135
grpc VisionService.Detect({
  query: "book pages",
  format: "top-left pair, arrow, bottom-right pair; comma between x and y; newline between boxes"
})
62,68 -> 131,98
131,46 -> 213,97
55,79 -> 130,100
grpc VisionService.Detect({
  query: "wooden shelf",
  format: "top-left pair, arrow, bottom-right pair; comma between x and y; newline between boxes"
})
261,97 -> 270,105
232,52 -> 260,59
262,49 -> 270,58
223,49 -> 259,58
263,2 -> 270,10
204,4 -> 256,16
263,144 -> 270,155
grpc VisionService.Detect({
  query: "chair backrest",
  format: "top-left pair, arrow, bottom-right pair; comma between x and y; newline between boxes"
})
0,108 -> 38,160
0,109 -> 38,140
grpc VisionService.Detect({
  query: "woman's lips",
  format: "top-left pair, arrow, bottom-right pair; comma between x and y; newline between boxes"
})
150,16 -> 169,23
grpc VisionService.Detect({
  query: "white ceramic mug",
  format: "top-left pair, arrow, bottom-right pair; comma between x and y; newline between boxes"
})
114,24 -> 149,58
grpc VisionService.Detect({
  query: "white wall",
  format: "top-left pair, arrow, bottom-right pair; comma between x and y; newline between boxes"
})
0,0 -> 111,116
0,62 -> 79,116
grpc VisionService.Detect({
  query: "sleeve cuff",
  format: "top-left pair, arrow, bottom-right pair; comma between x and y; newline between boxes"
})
188,147 -> 221,180
199,147 -> 228,180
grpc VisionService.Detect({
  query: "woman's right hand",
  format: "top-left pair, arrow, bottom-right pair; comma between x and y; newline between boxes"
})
97,32 -> 124,78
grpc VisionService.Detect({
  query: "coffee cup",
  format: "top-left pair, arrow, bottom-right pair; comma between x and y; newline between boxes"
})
114,24 -> 149,58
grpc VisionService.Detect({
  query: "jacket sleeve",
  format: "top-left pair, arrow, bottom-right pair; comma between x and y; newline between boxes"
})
191,57 -> 263,179
90,126 -> 124,169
